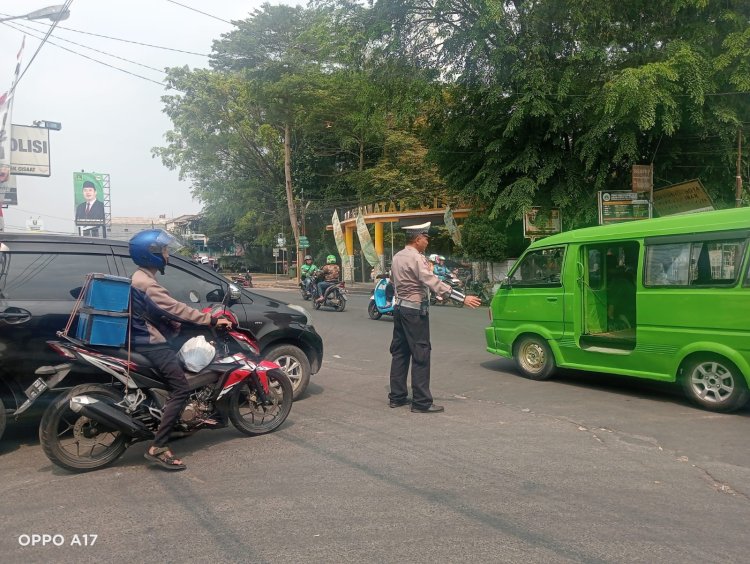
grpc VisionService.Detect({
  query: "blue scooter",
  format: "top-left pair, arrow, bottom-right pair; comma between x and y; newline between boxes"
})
368,274 -> 395,320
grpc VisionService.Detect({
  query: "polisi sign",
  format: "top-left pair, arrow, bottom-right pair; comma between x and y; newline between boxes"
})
9,125 -> 51,177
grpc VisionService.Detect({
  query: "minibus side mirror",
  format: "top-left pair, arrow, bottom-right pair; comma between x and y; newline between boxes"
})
502,276 -> 512,289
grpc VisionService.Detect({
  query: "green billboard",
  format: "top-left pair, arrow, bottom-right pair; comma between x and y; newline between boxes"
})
73,172 -> 106,226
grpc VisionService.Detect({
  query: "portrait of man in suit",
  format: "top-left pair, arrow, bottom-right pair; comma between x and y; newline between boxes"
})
75,180 -> 105,224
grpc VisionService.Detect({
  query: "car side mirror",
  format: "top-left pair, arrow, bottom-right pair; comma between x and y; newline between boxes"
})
227,283 -> 242,303
70,286 -> 82,299
502,276 -> 512,289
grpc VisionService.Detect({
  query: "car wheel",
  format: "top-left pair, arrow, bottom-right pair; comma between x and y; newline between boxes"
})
264,344 -> 311,401
513,335 -> 556,380
0,396 -> 6,442
681,356 -> 750,412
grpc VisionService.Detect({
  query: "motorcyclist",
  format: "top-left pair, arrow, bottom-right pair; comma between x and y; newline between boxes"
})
433,255 -> 450,280
300,255 -> 318,294
129,229 -> 232,471
315,255 -> 340,303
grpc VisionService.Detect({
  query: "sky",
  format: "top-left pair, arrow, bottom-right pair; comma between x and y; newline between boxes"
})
0,0 -> 293,234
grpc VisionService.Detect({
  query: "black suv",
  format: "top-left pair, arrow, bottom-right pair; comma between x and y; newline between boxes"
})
0,234 -> 323,441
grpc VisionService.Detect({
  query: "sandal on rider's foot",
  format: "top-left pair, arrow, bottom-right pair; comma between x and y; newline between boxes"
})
144,446 -> 186,471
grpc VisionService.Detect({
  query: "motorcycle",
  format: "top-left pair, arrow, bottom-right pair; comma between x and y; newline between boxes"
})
231,273 -> 253,288
22,289 -> 292,473
311,277 -> 347,312
368,274 -> 395,320
429,274 -> 464,306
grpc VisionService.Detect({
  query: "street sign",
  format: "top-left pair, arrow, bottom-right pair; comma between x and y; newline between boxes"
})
523,207 -> 562,239
299,235 -> 309,249
598,191 -> 651,225
272,247 -> 280,257
653,179 -> 714,216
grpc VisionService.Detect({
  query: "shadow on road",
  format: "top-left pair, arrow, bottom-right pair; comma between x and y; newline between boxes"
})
480,358 -> 750,416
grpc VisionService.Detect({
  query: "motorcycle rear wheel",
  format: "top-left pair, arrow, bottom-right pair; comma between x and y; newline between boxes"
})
39,384 -> 128,472
368,300 -> 382,320
229,369 -> 293,436
334,291 -> 346,312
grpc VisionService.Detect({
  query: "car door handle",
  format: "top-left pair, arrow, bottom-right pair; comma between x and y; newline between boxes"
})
0,308 -> 32,323
546,297 -> 558,302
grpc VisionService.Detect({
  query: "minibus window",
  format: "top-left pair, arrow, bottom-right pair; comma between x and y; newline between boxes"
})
510,247 -> 565,287
646,239 -> 746,287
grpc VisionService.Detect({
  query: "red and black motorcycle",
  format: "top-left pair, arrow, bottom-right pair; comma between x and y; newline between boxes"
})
22,302 -> 292,473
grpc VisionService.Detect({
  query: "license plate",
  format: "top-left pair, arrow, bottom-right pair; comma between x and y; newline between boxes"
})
24,377 -> 48,400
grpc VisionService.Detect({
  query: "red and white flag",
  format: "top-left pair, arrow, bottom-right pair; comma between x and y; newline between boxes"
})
0,36 -> 26,184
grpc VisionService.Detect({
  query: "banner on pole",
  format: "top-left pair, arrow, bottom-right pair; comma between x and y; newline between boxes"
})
356,208 -> 379,267
444,206 -> 462,247
332,210 -> 351,270
0,37 -> 25,184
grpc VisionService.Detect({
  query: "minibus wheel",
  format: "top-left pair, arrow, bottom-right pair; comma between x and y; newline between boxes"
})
514,335 -> 556,380
681,356 -> 750,412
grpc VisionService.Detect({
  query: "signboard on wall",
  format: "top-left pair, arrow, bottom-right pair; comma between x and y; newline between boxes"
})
523,207 -> 562,238
598,191 -> 651,225
653,179 -> 714,216
10,125 -> 51,177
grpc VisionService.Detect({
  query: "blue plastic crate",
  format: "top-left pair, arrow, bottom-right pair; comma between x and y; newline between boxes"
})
76,310 -> 129,347
84,274 -> 131,313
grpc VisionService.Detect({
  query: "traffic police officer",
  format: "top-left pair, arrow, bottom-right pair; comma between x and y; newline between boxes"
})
388,222 -> 482,413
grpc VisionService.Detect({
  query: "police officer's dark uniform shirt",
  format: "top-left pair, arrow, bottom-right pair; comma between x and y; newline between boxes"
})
391,246 -> 451,302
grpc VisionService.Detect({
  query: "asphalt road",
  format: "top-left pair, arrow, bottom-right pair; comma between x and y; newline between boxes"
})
1,289 -> 750,563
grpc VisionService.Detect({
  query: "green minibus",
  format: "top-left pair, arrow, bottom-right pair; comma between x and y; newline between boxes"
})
485,207 -> 750,412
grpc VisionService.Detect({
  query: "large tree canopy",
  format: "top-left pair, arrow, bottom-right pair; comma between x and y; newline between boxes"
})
155,0 -> 750,263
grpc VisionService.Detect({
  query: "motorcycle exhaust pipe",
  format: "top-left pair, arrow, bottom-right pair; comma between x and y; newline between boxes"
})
70,395 -> 154,440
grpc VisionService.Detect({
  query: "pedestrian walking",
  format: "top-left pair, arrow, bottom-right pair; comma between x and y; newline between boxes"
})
388,222 -> 482,413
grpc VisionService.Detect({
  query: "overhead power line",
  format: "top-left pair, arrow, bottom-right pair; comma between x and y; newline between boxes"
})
0,15 -> 209,57
6,19 -> 165,74
3,21 -> 165,86
165,0 -> 233,25
12,0 -> 75,93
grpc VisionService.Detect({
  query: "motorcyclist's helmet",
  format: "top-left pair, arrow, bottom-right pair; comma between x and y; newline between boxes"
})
129,229 -> 181,275
304,255 -> 312,261
428,254 -> 438,262
438,255 -> 446,262
326,254 -> 337,264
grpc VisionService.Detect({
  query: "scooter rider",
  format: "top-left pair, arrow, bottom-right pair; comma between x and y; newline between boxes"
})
300,255 -> 318,294
129,229 -> 232,471
433,255 -> 450,280
315,255 -> 340,303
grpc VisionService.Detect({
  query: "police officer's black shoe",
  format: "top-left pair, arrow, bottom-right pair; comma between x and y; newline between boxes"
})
410,404 -> 444,413
389,398 -> 411,408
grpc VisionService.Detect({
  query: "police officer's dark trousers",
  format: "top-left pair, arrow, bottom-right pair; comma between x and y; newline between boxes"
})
389,305 -> 432,409
140,346 -> 190,447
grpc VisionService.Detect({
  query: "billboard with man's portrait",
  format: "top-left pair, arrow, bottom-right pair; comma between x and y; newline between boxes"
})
73,172 -> 106,226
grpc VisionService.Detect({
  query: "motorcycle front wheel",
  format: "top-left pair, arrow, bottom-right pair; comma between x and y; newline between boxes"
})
229,369 -> 293,436
39,384 -> 128,472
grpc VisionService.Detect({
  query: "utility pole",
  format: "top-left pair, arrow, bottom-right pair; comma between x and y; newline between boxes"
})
737,127 -> 743,208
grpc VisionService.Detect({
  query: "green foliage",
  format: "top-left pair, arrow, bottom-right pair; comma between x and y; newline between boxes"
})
154,0 -> 750,262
